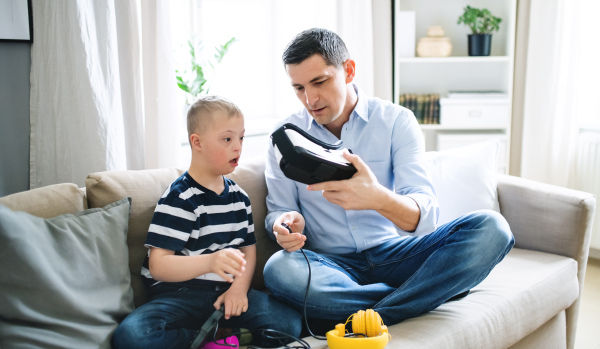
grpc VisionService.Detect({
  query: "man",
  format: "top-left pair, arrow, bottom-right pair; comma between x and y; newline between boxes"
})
263,28 -> 514,331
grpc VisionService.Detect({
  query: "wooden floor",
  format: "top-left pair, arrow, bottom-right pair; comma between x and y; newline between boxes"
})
575,257 -> 600,349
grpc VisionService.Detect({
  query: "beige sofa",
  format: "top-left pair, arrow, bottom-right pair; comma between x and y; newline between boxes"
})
0,156 -> 595,349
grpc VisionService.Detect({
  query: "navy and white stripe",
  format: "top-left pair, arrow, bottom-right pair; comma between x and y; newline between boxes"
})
142,172 -> 256,287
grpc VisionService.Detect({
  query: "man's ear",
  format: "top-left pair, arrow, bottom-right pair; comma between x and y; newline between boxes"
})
190,133 -> 202,152
343,59 -> 356,83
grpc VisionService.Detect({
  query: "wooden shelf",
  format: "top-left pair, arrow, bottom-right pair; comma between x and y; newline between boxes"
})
397,56 -> 511,63
419,124 -> 508,131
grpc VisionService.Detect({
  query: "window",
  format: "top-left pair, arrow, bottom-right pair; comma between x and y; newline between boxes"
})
170,0 -> 376,165
575,0 -> 600,128
170,0 -> 340,164
170,0 -> 337,136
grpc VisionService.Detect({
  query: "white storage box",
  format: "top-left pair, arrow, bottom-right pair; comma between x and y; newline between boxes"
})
440,98 -> 510,128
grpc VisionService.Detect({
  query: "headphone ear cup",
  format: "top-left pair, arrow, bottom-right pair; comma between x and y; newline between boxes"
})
351,310 -> 365,337
351,309 -> 384,337
366,309 -> 383,337
372,310 -> 383,336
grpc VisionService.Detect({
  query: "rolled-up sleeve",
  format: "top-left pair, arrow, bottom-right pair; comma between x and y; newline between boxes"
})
391,109 -> 439,236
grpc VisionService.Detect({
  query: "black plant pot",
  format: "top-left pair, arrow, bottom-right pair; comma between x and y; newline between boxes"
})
468,34 -> 492,56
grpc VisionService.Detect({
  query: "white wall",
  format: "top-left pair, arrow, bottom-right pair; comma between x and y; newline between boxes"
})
372,0 -> 393,101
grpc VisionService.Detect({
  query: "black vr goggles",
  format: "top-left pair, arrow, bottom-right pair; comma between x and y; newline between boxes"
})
271,123 -> 357,185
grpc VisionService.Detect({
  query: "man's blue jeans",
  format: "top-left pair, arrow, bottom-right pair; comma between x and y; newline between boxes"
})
263,209 -> 514,326
111,283 -> 302,349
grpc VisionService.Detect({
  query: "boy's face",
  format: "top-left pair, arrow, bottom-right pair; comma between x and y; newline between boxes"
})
286,54 -> 352,127
198,112 -> 245,175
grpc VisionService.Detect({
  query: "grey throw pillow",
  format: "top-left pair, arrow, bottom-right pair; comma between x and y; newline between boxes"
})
0,197 -> 134,349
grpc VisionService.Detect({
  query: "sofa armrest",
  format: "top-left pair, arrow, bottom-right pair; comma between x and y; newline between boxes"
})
497,174 -> 595,260
497,174 -> 596,349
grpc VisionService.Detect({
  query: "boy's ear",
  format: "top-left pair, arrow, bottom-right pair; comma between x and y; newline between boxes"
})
343,59 -> 356,83
190,133 -> 202,151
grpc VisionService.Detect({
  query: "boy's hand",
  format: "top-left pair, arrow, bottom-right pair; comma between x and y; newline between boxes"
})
213,287 -> 249,320
209,248 -> 246,283
273,211 -> 306,252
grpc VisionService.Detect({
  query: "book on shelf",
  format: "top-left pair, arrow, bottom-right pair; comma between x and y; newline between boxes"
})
398,93 -> 440,125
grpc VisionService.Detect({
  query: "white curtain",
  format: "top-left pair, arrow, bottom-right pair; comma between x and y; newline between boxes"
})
337,0 -> 375,97
141,2 -> 182,170
30,0 -> 180,189
519,0 -> 581,186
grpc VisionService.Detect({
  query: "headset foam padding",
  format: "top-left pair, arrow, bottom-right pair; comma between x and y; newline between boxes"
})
351,309 -> 382,338
351,310 -> 365,337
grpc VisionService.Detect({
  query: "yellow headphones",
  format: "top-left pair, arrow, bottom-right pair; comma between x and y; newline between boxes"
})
326,309 -> 391,349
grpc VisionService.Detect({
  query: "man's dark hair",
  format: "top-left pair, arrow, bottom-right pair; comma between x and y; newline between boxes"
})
282,28 -> 350,67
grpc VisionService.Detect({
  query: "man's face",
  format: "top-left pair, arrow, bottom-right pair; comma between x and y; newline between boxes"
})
286,54 -> 350,126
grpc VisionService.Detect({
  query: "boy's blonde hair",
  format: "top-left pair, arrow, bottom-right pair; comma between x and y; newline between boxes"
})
187,95 -> 243,138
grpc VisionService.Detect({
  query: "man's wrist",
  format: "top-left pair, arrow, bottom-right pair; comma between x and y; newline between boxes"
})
372,183 -> 393,211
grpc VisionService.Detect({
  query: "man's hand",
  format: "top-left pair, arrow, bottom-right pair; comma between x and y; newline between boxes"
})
213,286 -> 248,320
307,150 -> 386,211
273,211 -> 306,252
208,248 -> 246,283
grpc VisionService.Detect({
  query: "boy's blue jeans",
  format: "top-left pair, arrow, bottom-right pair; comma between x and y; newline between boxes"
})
264,209 -> 515,326
111,283 -> 302,349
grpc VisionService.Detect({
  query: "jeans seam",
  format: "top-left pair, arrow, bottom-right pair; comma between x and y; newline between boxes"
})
318,255 -> 369,273
372,227 -> 462,309
373,227 -> 458,268
374,255 -> 429,309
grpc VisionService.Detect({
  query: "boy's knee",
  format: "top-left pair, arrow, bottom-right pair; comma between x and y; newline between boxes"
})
279,315 -> 303,339
111,318 -> 141,349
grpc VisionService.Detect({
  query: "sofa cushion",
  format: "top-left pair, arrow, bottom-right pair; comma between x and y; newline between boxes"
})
85,168 -> 185,308
302,248 -> 578,348
0,183 -> 86,218
424,140 -> 500,225
0,198 -> 134,349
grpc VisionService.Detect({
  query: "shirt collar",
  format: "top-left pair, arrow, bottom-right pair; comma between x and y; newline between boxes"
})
305,84 -> 369,131
352,84 -> 369,123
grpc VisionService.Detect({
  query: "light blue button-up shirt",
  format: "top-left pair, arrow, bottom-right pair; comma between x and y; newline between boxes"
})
265,86 -> 439,255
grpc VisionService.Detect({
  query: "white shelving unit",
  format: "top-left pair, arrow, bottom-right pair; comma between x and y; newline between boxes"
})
393,0 -> 517,173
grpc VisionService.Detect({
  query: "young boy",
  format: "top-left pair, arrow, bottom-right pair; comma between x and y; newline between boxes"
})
112,96 -> 301,349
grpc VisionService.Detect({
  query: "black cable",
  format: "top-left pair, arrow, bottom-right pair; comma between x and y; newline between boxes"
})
203,223 -> 332,349
297,250 -> 365,339
298,248 -> 327,341
281,222 -> 327,341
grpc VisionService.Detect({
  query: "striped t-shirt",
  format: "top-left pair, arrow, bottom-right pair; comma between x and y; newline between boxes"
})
142,172 -> 256,287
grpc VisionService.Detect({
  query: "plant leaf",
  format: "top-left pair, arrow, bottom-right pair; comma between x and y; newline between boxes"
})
457,6 -> 501,34
174,37 -> 236,99
214,37 -> 236,64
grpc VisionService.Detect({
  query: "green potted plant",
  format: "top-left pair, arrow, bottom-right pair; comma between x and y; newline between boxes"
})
175,37 -> 236,104
457,6 -> 502,56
